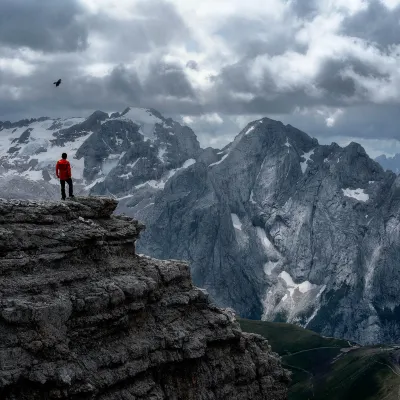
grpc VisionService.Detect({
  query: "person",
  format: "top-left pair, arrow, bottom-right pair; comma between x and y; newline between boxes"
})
56,153 -> 74,200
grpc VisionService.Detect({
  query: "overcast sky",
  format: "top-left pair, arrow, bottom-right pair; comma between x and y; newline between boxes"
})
1,0 -> 400,156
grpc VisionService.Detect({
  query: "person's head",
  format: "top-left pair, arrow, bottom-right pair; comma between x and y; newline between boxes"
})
61,153 -> 67,159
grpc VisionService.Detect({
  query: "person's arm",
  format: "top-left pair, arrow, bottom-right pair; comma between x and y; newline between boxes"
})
56,161 -> 60,179
67,161 -> 72,178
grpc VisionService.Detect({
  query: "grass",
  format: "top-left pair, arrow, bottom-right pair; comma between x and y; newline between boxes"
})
239,318 -> 400,400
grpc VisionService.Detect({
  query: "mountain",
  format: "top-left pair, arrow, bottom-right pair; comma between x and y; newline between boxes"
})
375,153 -> 400,174
2,107 -> 400,345
0,107 -> 204,200
0,197 -> 289,399
240,319 -> 400,400
128,117 -> 400,346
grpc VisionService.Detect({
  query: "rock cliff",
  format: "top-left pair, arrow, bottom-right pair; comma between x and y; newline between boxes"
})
0,197 -> 289,399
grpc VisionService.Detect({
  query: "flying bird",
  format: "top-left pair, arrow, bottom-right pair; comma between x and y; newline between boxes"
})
53,79 -> 62,87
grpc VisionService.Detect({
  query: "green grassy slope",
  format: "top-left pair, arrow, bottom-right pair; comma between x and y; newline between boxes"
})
239,319 -> 400,400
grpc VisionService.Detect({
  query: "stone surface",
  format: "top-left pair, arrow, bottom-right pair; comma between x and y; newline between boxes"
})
0,196 -> 289,399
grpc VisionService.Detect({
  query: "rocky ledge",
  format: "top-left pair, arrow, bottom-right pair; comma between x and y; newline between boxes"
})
0,197 -> 289,399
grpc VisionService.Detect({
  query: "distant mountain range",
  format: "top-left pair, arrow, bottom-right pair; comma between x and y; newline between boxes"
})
375,154 -> 400,174
2,107 -> 400,345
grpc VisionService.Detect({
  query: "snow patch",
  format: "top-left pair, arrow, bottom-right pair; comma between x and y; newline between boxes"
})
210,153 -> 228,167
278,271 -> 318,297
101,153 -> 125,175
22,170 -> 44,181
86,176 -> 106,189
119,108 -> 161,141
135,159 -> 196,190
119,172 -> 133,179
342,188 -> 369,202
244,125 -> 255,135
126,158 -> 141,169
264,261 -> 278,276
231,213 -> 242,230
158,147 -> 167,163
300,149 -> 315,174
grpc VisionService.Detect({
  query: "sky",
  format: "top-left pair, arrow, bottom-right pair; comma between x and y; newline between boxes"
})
1,0 -> 400,157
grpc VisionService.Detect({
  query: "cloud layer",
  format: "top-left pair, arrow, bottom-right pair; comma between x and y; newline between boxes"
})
1,0 -> 400,155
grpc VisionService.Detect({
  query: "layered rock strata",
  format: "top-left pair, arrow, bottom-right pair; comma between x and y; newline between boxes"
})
0,197 -> 289,399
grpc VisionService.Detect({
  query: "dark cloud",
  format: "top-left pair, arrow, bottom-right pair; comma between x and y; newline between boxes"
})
276,104 -> 400,142
341,1 -> 400,48
314,57 -> 390,101
288,0 -> 318,18
216,16 -> 306,57
88,0 -> 192,61
0,56 -> 199,121
2,0 -> 400,150
0,0 -> 88,52
143,62 -> 196,99
186,60 -> 199,70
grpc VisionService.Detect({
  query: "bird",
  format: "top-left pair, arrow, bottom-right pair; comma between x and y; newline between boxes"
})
53,79 -> 62,87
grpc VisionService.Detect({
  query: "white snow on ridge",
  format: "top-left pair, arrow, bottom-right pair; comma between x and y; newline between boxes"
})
119,108 -> 161,141
86,176 -> 106,189
61,117 -> 85,128
244,125 -> 255,135
135,159 -> 196,190
210,153 -> 229,167
231,213 -> 242,230
300,149 -> 315,174
182,158 -> 196,168
0,118 -> 93,182
244,120 -> 263,136
284,138 -> 291,148
342,188 -> 369,202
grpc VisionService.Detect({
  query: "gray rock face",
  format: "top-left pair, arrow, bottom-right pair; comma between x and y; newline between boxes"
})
127,118 -> 400,345
0,197 -> 289,399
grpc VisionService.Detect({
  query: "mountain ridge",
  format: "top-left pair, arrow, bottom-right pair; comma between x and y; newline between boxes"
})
1,107 -> 399,345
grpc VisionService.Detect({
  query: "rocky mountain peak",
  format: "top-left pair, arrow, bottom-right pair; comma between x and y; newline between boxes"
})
0,196 -> 289,399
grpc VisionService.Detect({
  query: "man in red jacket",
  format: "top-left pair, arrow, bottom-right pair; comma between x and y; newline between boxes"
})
56,153 -> 74,200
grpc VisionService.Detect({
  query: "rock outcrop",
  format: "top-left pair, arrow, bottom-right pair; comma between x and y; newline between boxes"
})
0,197 -> 289,399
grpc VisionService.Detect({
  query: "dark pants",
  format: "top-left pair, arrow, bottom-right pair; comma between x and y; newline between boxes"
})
60,178 -> 73,199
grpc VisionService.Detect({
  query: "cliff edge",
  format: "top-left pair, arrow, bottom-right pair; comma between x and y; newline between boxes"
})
0,197 -> 289,399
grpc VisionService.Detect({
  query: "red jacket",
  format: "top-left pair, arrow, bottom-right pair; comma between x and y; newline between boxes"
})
56,159 -> 72,180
